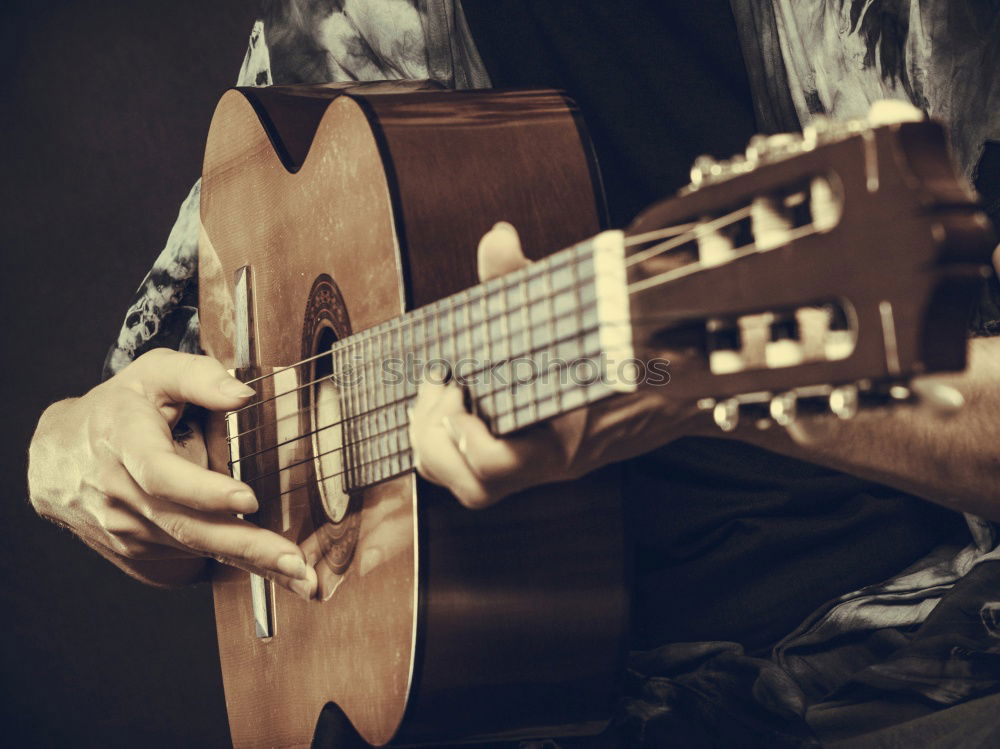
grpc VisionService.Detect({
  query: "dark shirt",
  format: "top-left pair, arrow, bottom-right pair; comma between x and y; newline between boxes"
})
463,0 -> 968,652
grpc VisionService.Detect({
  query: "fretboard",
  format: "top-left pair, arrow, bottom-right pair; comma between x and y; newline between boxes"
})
330,230 -> 634,491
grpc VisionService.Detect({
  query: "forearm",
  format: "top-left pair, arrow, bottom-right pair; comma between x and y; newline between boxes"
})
729,337 -> 1000,518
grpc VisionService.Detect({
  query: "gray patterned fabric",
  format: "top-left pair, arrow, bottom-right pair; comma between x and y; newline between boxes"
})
773,0 -> 1000,183
103,0 -> 488,380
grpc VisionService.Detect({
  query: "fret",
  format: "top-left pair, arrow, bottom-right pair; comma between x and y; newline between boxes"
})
332,345 -> 348,494
411,312 -> 425,374
471,291 -> 489,415
349,337 -> 363,487
485,285 -> 510,361
380,330 -> 393,452
439,296 -> 455,364
372,327 -> 384,411
355,335 -> 366,487
425,303 -> 441,365
538,262 -> 561,417
402,316 -> 417,399
370,345 -> 385,483
391,320 -> 404,407
468,293 -> 486,363
365,334 -> 376,485
458,290 -> 474,383
503,274 -> 527,360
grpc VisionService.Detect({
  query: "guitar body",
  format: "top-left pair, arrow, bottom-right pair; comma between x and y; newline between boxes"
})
199,85 -> 629,748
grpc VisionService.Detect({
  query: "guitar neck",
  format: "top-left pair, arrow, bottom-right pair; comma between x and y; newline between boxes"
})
331,230 -> 635,491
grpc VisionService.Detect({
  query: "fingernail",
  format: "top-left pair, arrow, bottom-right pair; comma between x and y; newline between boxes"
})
289,567 -> 317,601
276,553 -> 307,580
492,221 -> 516,235
229,489 -> 258,512
359,548 -> 383,577
219,378 -> 255,398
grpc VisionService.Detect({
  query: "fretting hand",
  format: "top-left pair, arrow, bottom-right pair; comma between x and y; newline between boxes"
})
408,222 -> 701,509
28,348 -> 318,599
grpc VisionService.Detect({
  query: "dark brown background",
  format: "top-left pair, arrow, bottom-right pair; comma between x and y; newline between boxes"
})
1,2 -> 255,745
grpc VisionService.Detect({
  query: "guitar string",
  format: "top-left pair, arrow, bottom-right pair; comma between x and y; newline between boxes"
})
229,203 -> 761,422
225,214 -> 819,452
228,219 -> 823,488
230,217 -> 714,393
239,409 -> 412,486
227,320 -> 617,461
226,297 -> 604,420
236,197 -> 797,400
623,206 -> 750,268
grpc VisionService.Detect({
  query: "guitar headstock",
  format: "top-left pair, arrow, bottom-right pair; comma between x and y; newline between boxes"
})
627,102 -> 995,429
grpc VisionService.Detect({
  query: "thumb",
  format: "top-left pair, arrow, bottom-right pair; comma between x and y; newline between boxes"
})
477,221 -> 530,282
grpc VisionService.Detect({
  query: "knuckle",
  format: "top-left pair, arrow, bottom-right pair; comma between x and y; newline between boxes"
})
105,535 -> 135,558
62,489 -> 89,516
232,538 -> 265,568
109,536 -> 144,559
130,455 -> 165,497
100,512 -> 143,543
125,348 -> 172,383
113,538 -> 160,561
464,454 -> 490,483
86,462 -> 119,495
455,484 -> 493,510
463,449 -> 508,485
162,516 -> 196,549
137,347 -> 174,366
82,492 -> 116,526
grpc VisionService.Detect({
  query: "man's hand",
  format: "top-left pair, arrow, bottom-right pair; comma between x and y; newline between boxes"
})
408,222 -> 702,509
28,348 -> 318,599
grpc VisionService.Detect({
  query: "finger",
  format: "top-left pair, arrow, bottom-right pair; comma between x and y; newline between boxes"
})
410,382 -> 511,508
210,552 -> 318,602
91,480 -> 317,599
409,382 -> 485,505
137,493 -> 311,585
442,411 -> 560,497
125,349 -> 255,411
477,221 -> 530,282
114,405 -> 258,514
408,378 -> 451,478
88,495 -> 201,561
411,378 -> 450,420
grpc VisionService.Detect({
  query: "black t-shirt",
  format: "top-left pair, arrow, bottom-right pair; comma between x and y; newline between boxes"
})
462,0 -> 967,652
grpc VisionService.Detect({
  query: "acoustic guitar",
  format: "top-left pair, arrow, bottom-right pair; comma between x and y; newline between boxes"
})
197,83 -> 994,748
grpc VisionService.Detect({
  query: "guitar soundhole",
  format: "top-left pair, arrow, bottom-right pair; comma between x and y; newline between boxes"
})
311,326 -> 350,523
301,275 -> 360,576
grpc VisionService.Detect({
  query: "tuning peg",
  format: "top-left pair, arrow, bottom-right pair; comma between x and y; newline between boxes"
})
802,115 -> 831,149
690,155 -> 719,188
769,392 -> 797,426
766,133 -> 799,152
829,384 -> 859,420
727,153 -> 749,174
889,384 -> 912,401
713,398 -> 741,432
745,134 -> 769,163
